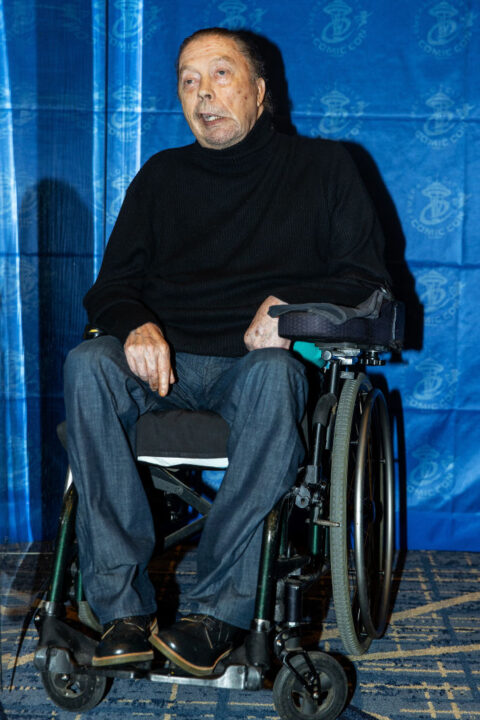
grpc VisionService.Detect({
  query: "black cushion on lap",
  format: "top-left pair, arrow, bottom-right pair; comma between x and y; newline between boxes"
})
136,409 -> 229,460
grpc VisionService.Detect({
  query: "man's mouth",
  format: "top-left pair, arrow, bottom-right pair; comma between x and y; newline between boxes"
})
198,112 -> 225,124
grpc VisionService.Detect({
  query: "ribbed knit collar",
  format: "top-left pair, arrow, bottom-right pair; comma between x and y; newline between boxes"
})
189,110 -> 275,170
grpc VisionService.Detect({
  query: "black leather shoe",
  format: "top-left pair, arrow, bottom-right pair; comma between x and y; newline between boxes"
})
150,614 -> 243,676
92,615 -> 157,666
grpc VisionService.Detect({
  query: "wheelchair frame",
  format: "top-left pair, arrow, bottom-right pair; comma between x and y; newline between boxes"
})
34,335 -> 397,720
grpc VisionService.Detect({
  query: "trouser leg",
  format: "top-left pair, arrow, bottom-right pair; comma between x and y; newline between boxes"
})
185,348 -> 308,629
63,336 -> 194,625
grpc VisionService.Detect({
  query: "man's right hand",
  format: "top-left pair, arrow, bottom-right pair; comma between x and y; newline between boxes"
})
124,322 -> 175,396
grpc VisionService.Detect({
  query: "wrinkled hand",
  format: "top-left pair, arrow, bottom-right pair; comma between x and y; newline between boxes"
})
244,295 -> 291,351
124,322 -> 175,396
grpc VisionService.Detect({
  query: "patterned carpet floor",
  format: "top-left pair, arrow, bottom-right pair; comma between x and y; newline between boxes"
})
0,545 -> 479,719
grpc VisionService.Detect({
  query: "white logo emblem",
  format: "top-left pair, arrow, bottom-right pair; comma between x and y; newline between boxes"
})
3,2 -> 36,36
108,86 -> 155,142
414,0 -> 475,58
0,87 -> 34,139
0,87 -> 11,139
412,88 -> 473,148
203,1 -> 266,31
310,0 -> 369,56
0,433 -> 30,486
0,173 -> 15,219
407,179 -> 467,239
408,357 -> 457,408
409,445 -> 453,500
18,187 -> 39,228
106,169 -> 133,228
306,88 -> 366,139
417,269 -> 463,325
58,0 -> 163,50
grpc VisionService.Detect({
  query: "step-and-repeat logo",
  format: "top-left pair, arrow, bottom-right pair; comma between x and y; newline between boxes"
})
18,185 -> 38,229
414,0 -> 476,58
203,1 -> 266,31
108,86 -> 155,142
0,86 -> 11,139
417,269 -> 463,326
407,179 -> 467,239
3,1 -> 36,37
310,0 -> 370,56
0,87 -> 36,138
0,172 -> 15,220
59,0 -> 164,51
412,88 -> 473,149
105,168 -> 133,228
409,445 -> 453,500
306,88 -> 366,139
407,357 -> 458,409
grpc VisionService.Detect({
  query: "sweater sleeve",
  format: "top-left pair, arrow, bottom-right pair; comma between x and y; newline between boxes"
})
273,142 -> 391,308
83,170 -> 160,343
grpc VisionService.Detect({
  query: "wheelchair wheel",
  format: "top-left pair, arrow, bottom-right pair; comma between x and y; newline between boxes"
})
273,651 -> 348,720
41,670 -> 109,711
329,373 -> 395,656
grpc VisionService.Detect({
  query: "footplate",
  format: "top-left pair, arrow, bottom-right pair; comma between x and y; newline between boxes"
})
149,664 -> 263,690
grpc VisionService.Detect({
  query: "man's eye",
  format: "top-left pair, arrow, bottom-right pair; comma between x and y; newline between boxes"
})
216,69 -> 228,77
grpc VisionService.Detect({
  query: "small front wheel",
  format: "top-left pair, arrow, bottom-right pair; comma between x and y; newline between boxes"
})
273,651 -> 348,720
41,670 -> 109,712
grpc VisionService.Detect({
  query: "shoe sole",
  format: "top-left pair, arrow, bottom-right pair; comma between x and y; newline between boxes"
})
92,649 -> 154,667
149,632 -> 232,677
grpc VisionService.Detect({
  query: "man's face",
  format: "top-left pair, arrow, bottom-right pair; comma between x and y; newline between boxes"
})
178,34 -> 266,150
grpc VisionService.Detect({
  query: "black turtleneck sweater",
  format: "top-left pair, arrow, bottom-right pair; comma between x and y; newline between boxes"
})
84,112 -> 389,356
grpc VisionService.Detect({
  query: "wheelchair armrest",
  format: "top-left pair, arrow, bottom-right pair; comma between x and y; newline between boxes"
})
275,298 -> 405,351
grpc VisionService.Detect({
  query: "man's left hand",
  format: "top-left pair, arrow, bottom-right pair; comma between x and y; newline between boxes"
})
244,295 -> 291,351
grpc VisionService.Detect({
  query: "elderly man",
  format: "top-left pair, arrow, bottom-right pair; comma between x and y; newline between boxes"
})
64,27 -> 389,676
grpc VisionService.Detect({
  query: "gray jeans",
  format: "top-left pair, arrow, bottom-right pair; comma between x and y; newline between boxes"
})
63,337 -> 308,629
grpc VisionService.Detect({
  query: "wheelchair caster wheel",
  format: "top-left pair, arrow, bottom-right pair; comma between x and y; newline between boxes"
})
273,651 -> 348,720
40,670 -> 110,712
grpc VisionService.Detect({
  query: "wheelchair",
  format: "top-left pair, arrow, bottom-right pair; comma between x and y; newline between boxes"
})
34,293 -> 404,720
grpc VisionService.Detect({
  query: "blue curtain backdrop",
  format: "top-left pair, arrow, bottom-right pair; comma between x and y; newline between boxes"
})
1,0 -> 479,549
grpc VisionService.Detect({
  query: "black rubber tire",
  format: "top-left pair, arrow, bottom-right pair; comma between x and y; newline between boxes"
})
273,651 -> 348,720
329,373 -> 394,656
41,670 -> 108,711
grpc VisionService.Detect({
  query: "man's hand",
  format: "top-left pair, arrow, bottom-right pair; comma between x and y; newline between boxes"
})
244,295 -> 291,351
124,322 -> 175,396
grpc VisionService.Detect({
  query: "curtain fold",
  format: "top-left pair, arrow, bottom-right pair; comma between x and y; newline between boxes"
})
0,0 -> 32,542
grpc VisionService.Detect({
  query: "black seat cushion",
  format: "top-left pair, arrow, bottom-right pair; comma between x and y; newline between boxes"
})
136,409 -> 230,468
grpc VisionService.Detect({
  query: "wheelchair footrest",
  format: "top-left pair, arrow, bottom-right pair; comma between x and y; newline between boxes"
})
34,614 -> 97,668
148,663 -> 263,691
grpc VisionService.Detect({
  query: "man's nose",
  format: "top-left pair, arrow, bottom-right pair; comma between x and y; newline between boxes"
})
198,77 -> 213,100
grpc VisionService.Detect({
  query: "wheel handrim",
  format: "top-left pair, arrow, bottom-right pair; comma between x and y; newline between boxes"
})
354,388 -> 394,638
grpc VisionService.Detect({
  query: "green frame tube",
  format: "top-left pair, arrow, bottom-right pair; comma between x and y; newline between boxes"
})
48,483 -> 77,605
253,495 -> 290,622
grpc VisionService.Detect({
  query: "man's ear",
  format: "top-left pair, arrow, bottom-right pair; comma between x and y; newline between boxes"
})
256,78 -> 266,107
